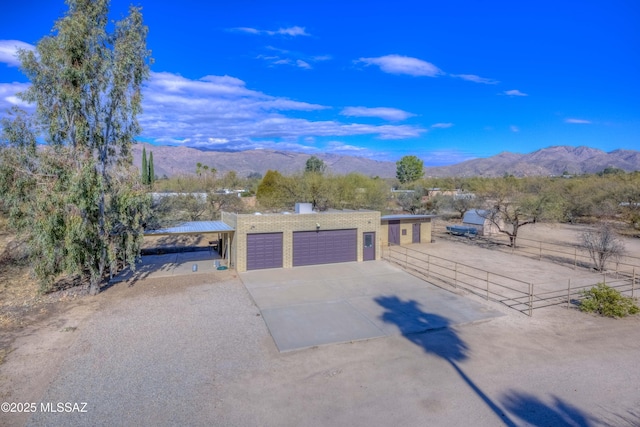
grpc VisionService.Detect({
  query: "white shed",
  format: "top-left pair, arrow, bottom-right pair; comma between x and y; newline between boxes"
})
462,209 -> 501,236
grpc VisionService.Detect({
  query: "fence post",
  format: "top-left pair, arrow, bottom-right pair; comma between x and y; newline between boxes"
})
539,241 -> 542,261
486,271 -> 489,301
454,263 -> 458,288
567,279 -> 571,309
529,283 -> 533,317
426,254 -> 430,277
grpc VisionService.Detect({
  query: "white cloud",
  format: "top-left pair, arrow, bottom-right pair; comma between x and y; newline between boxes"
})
0,82 -> 31,111
295,59 -> 311,69
340,106 -> 415,121
451,74 -> 499,84
274,26 -> 309,36
565,118 -> 591,124
431,122 -> 453,129
0,40 -> 35,67
504,89 -> 528,97
327,141 -> 368,153
510,125 -> 520,132
358,54 -> 443,77
139,71 -> 426,152
258,47 -> 329,69
232,26 -> 310,37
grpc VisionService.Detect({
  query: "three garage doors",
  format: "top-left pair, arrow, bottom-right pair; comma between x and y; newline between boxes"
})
246,229 -> 358,270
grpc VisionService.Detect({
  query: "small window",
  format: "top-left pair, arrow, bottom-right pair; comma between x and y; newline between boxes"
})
402,229 -> 407,236
364,234 -> 373,247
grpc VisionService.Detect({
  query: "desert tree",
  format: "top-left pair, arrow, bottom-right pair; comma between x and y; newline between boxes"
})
305,155 -> 327,174
1,0 -> 152,294
396,155 -> 424,184
396,187 -> 428,214
581,223 -> 625,272
478,179 -> 560,248
256,170 -> 295,210
447,194 -> 477,218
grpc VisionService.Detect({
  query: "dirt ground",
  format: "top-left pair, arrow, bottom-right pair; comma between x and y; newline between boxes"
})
1,223 -> 639,426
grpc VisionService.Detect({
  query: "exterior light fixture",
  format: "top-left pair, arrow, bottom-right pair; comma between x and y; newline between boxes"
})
316,223 -> 320,231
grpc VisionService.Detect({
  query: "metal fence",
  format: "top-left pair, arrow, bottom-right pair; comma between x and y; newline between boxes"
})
382,244 -> 638,317
432,222 -> 640,277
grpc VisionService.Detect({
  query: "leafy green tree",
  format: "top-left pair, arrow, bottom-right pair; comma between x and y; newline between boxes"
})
300,172 -> 332,211
396,155 -> 424,184
256,170 -> 293,209
305,156 -> 327,174
2,0 -> 152,295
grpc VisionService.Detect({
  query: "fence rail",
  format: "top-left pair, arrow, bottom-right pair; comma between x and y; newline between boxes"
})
382,244 -> 637,317
432,222 -> 640,276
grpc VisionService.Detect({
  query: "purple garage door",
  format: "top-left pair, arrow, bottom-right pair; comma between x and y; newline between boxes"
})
293,229 -> 357,267
246,233 -> 283,270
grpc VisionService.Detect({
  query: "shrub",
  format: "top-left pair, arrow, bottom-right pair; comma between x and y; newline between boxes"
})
580,283 -> 639,318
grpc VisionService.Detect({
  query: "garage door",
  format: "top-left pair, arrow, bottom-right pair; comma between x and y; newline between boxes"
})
247,233 -> 283,270
293,229 -> 357,267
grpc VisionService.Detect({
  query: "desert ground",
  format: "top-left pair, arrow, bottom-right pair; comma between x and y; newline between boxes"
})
1,223 -> 639,426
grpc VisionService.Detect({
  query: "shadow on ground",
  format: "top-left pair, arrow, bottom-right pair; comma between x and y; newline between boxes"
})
375,295 -> 597,427
500,391 -> 600,427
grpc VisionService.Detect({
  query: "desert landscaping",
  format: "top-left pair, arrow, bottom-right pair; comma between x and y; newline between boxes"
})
1,222 -> 639,426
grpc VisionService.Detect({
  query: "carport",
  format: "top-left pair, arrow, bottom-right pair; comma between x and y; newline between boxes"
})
145,221 -> 235,265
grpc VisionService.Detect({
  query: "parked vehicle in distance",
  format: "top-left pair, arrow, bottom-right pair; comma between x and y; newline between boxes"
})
446,225 -> 478,237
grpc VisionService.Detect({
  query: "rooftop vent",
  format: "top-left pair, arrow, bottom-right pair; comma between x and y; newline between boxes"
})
295,203 -> 313,214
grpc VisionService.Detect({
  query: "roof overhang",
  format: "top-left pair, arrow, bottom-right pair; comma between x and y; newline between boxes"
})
380,214 -> 437,221
144,221 -> 234,236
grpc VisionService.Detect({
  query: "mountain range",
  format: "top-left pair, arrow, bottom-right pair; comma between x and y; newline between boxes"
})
132,144 -> 640,179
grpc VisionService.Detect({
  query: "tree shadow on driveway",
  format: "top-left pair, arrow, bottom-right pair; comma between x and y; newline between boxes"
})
375,295 -> 599,427
501,391 -> 600,427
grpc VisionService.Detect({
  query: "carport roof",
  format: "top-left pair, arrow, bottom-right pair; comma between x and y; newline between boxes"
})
145,221 -> 234,235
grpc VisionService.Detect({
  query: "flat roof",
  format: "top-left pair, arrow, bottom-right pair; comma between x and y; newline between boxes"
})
381,214 -> 437,220
145,221 -> 234,235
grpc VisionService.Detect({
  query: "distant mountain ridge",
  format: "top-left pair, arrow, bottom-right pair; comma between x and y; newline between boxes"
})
424,146 -> 640,177
132,144 -> 640,179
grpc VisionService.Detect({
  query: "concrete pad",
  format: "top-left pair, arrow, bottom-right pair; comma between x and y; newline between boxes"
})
261,301 -> 384,351
248,281 -> 337,309
240,261 -> 504,352
110,251 -> 226,283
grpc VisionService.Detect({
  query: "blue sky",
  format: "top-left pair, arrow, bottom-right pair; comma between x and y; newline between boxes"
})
1,1 -> 638,165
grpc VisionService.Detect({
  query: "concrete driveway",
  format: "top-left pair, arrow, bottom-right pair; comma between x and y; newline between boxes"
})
240,261 -> 503,351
